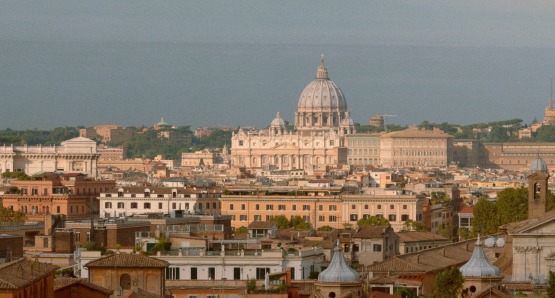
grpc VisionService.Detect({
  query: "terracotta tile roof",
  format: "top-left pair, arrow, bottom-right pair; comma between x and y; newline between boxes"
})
352,226 -> 387,239
248,221 -> 276,229
165,280 -> 245,289
126,288 -> 163,298
0,258 -> 59,289
85,252 -> 169,269
54,277 -> 113,295
396,231 -> 449,243
368,239 -> 479,275
459,206 -> 474,214
502,282 -> 533,291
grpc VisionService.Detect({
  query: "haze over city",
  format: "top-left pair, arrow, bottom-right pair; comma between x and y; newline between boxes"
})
2,1 -> 555,129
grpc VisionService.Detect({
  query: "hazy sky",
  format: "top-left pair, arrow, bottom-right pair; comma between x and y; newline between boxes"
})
2,1 -> 555,129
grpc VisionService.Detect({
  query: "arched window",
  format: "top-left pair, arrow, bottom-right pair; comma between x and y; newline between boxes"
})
120,274 -> 131,290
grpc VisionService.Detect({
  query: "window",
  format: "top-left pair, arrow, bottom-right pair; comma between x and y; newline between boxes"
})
254,215 -> 261,221
319,215 -> 325,222
105,202 -> 112,208
43,238 -> 49,248
390,204 -> 394,210
172,203 -> 176,209
213,202 -> 217,209
266,204 -> 273,210
131,202 -> 138,209
373,244 -> 382,252
388,214 -> 396,221
234,267 -> 241,280
230,204 -> 234,210
120,274 -> 131,290
255,204 -> 260,210
144,203 -> 151,209
117,202 -> 124,209
303,205 -> 310,211
377,204 -> 382,209
278,205 -> 286,210
303,215 -> 310,222
166,267 -> 180,280
292,205 -> 297,211
351,204 -> 356,210
208,267 -> 216,280
364,204 -> 369,209
403,205 -> 407,210
241,204 -> 246,210
75,232 -> 81,241
319,205 -> 323,211
401,214 -> 409,221
329,205 -> 337,211
56,206 -> 60,213
191,267 -> 197,280
159,202 -> 163,209
256,268 -> 270,280
350,214 -> 358,221
329,215 -> 337,222
240,215 -> 247,221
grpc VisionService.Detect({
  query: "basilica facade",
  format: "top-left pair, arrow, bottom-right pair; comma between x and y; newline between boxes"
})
230,57 -> 355,174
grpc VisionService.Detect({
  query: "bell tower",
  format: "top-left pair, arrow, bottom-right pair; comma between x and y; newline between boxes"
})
528,156 -> 550,219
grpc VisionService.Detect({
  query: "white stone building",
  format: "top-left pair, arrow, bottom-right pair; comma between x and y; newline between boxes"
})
0,137 -> 99,178
231,57 -> 355,174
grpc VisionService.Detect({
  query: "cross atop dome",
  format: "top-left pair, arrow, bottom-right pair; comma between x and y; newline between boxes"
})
316,54 -> 329,80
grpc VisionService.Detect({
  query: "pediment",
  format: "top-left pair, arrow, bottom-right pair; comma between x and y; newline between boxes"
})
273,142 -> 299,149
513,214 -> 555,234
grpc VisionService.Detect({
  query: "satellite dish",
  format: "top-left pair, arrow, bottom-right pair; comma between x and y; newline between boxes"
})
496,237 -> 505,248
484,237 -> 495,247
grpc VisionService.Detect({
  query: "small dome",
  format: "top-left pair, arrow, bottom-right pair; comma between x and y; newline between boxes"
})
530,156 -> 548,173
340,113 -> 354,126
157,117 -> 171,127
270,112 -> 286,128
459,236 -> 500,277
318,241 -> 359,282
496,238 -> 505,248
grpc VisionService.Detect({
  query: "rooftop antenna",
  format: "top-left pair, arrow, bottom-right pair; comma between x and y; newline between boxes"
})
381,113 -> 397,133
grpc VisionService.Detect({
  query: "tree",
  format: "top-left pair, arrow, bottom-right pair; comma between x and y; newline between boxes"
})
438,223 -> 453,240
403,219 -> 424,231
270,215 -> 290,229
535,125 -> 555,142
547,271 -> 555,298
434,266 -> 464,298
357,216 -> 390,227
290,216 -> 312,230
317,225 -> 334,231
472,198 -> 500,236
0,205 -> 27,225
234,226 -> 248,234
458,227 -> 470,241
496,187 -> 528,224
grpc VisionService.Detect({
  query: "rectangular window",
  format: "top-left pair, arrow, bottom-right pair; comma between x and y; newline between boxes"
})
351,204 -> 356,210
172,203 -> 176,209
56,206 -> 60,213
144,203 -> 151,209
403,205 -> 407,210
213,202 -> 217,209
390,204 -> 394,209
256,268 -> 270,280
266,204 -> 273,210
303,215 -> 310,222
401,214 -> 409,221
329,215 -> 337,222
118,202 -> 124,209
364,204 -> 369,209
292,205 -> 297,211
388,214 -> 397,221
350,214 -> 358,221
303,205 -> 310,211
230,204 -> 234,210
234,267 -> 241,280
319,215 -> 325,222
329,205 -> 337,211
373,244 -> 382,252
185,203 -> 189,209
377,204 -> 382,209
131,202 -> 138,209
266,215 -> 273,221
166,267 -> 180,280
75,232 -> 81,241
208,267 -> 215,280
254,215 -> 261,221
191,267 -> 197,280
240,215 -> 247,221
278,205 -> 286,210
255,204 -> 260,210
241,204 -> 246,210
159,202 -> 163,209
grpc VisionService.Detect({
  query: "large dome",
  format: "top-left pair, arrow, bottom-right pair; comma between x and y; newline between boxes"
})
294,56 -> 351,132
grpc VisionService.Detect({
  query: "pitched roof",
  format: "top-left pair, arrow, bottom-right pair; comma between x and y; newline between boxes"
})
0,258 -> 59,289
352,226 -> 387,239
85,252 -> 169,269
54,278 -> 113,295
248,221 -> 276,229
396,231 -> 449,243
